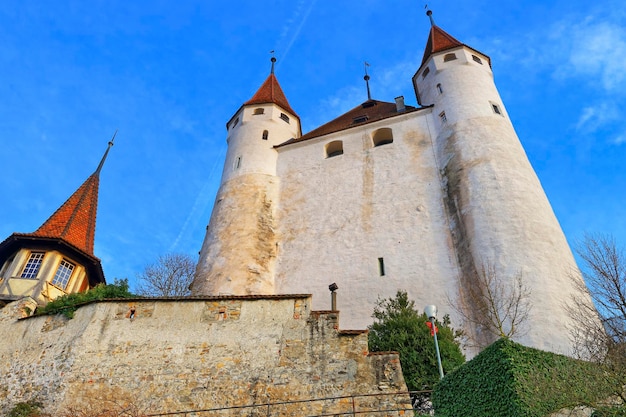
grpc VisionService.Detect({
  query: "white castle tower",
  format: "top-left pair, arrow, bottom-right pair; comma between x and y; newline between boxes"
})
193,13 -> 590,355
193,57 -> 301,295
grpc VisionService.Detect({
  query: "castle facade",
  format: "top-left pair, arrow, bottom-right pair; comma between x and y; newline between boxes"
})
192,16 -> 589,354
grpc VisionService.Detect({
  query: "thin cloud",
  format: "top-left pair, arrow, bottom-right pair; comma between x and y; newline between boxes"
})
575,103 -> 619,133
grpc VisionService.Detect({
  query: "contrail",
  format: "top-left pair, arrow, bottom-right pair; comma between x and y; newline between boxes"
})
278,0 -> 318,65
169,143 -> 226,253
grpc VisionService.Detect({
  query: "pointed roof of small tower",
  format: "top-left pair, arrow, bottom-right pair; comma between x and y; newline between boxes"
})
244,57 -> 298,116
420,10 -> 491,67
28,137 -> 114,256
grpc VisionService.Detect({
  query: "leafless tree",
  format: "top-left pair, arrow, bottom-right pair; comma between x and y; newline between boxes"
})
566,233 -> 626,403
136,253 -> 196,297
451,263 -> 532,348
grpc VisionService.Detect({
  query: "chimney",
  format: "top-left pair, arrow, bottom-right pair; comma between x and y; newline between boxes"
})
395,96 -> 406,112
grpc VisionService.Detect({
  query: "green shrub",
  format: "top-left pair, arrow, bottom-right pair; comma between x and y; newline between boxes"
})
433,338 -> 616,417
8,401 -> 43,417
36,278 -> 136,318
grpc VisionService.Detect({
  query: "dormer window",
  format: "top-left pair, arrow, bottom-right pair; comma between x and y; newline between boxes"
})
353,115 -> 369,124
280,113 -> 290,123
51,259 -> 75,290
21,252 -> 45,279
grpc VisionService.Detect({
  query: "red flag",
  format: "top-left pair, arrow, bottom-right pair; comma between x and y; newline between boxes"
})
426,321 -> 439,336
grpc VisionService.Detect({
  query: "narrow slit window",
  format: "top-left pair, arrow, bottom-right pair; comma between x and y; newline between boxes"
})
378,258 -> 385,276
422,67 -> 430,79
439,111 -> 447,124
436,83 -> 443,94
231,117 -> 239,129
262,130 -> 269,140
491,103 -> 502,115
235,156 -> 242,170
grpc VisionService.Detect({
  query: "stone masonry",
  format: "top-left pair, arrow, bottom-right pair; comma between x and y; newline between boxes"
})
0,295 -> 410,416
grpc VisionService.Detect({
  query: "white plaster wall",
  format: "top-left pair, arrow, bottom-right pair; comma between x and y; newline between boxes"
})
416,47 -> 589,354
274,111 -> 462,330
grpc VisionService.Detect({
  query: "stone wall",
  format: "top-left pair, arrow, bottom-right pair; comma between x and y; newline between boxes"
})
0,295 -> 410,416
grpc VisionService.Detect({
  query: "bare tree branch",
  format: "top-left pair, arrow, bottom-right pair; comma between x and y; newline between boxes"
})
566,233 -> 626,403
451,263 -> 532,348
136,253 -> 196,297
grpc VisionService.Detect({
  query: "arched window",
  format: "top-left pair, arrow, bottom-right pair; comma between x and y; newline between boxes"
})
253,108 -> 264,115
262,130 -> 269,140
372,128 -> 393,147
325,141 -> 343,158
443,53 -> 457,62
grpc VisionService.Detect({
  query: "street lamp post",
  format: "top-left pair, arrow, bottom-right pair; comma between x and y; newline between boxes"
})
424,304 -> 444,379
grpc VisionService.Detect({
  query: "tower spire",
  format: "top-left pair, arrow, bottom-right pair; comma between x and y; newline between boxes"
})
426,6 -> 436,26
95,130 -> 116,175
29,135 -> 116,255
270,51 -> 276,74
364,62 -> 372,101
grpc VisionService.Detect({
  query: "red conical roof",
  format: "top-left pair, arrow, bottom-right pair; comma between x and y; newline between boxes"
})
29,172 -> 100,256
244,73 -> 298,116
421,25 -> 464,65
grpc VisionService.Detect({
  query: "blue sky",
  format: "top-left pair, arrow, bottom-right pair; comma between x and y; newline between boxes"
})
0,0 -> 624,291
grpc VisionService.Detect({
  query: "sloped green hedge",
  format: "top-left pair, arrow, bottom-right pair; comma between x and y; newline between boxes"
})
432,338 -> 617,417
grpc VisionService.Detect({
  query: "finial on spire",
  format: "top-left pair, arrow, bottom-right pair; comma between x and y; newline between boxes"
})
363,62 -> 372,101
95,130 -> 116,175
270,50 -> 276,74
425,5 -> 435,26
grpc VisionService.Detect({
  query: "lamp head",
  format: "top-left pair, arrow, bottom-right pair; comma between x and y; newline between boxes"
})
329,283 -> 339,292
424,305 -> 437,320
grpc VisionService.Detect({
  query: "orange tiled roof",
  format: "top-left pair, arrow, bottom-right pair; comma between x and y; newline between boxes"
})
421,25 -> 464,65
244,73 -> 298,116
420,24 -> 491,67
28,172 -> 100,256
278,100 -> 422,146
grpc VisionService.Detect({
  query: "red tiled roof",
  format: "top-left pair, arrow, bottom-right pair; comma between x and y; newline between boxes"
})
420,25 -> 491,68
245,73 -> 298,117
277,100 -> 422,146
421,25 -> 464,66
28,172 -> 100,256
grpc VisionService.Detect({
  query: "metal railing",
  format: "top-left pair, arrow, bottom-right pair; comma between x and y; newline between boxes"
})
145,390 -> 431,417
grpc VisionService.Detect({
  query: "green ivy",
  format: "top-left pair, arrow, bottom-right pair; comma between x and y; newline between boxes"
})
433,338 -> 617,417
35,278 -> 136,318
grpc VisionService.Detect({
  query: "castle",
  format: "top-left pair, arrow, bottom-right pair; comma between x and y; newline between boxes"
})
191,12 -> 590,354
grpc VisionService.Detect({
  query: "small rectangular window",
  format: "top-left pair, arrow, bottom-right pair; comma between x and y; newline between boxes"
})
280,113 -> 290,123
378,258 -> 385,276
21,252 -> 45,279
439,111 -> 447,124
472,55 -> 483,64
422,67 -> 430,79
